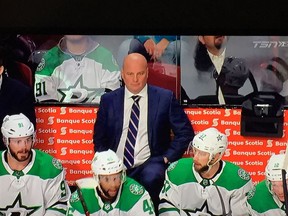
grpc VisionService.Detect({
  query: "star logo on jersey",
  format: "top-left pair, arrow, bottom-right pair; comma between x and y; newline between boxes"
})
58,76 -> 105,103
0,193 -> 40,215
182,200 -> 219,215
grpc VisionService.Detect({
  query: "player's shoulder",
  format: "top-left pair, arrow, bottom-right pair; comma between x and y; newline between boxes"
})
223,160 -> 251,179
168,157 -> 192,172
166,158 -> 195,185
41,45 -> 63,61
29,149 -> 64,179
247,180 -> 276,213
35,45 -> 68,74
121,177 -> 150,200
218,160 -> 252,188
123,177 -> 147,195
119,177 -> 150,210
0,151 -> 8,176
68,187 -> 99,214
88,43 -> 114,60
248,180 -> 268,201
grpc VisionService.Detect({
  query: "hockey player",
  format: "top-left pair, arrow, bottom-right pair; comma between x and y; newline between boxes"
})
0,113 -> 71,215
34,35 -> 121,103
159,127 -> 254,215
247,153 -> 288,215
66,149 -> 155,215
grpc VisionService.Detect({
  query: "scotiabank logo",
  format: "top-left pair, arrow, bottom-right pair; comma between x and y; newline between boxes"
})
60,107 -> 67,115
266,140 -> 273,148
48,117 -> 54,125
61,147 -> 67,155
48,137 -> 55,145
224,129 -> 231,136
224,149 -> 231,157
224,109 -> 231,117
60,127 -> 67,135
212,118 -> 219,126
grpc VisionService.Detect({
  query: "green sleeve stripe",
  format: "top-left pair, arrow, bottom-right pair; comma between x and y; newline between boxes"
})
159,207 -> 180,214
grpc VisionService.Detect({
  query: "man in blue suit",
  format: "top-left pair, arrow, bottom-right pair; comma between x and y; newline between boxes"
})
0,46 -> 36,151
93,53 -> 194,213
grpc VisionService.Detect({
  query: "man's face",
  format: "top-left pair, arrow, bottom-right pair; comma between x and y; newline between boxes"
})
99,172 -> 122,200
8,136 -> 33,162
193,148 -> 210,174
270,180 -> 288,202
122,54 -> 148,94
65,35 -> 86,43
200,36 -> 228,51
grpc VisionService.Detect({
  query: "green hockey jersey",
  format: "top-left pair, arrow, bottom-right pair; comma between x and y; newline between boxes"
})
159,158 -> 254,215
66,177 -> 155,216
0,149 -> 71,215
34,37 -> 121,103
247,180 -> 286,215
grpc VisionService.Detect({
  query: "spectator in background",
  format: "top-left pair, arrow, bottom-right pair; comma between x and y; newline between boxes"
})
182,36 -> 254,105
128,35 -> 180,65
34,35 -> 121,104
93,53 -> 194,213
159,127 -> 254,215
0,113 -> 70,215
260,56 -> 288,104
247,153 -> 288,215
0,46 -> 36,150
67,149 -> 155,215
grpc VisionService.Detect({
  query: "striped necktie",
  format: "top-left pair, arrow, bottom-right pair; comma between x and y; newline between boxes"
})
124,95 -> 140,169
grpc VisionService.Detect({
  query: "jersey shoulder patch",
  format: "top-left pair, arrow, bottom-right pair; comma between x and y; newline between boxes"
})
129,183 -> 144,196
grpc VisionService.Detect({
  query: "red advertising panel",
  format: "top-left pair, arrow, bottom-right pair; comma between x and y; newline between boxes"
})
35,106 -> 288,185
35,106 -> 97,185
184,107 -> 288,185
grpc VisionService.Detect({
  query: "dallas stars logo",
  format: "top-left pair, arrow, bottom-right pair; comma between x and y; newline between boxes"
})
182,200 -> 224,215
0,193 -> 40,215
58,76 -> 105,103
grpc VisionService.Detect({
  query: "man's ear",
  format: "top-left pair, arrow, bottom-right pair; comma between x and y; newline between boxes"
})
198,36 -> 205,45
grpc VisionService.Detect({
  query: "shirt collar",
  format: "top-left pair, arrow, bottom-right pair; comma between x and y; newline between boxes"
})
125,84 -> 148,99
207,48 -> 226,61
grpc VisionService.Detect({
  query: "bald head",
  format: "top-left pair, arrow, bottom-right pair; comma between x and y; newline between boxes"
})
122,53 -> 148,71
121,53 -> 149,94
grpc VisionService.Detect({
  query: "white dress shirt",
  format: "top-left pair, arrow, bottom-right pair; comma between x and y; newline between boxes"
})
208,49 -> 226,105
117,84 -> 151,168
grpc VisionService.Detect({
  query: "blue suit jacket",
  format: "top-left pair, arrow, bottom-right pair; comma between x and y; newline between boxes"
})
0,74 -> 36,150
93,85 -> 194,162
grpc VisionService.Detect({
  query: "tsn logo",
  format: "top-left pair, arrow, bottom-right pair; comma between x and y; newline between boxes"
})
253,41 -> 288,48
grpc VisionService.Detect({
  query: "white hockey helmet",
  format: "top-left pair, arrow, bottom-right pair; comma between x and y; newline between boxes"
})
1,113 -> 35,146
265,154 -> 288,182
192,127 -> 228,163
91,149 -> 125,184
